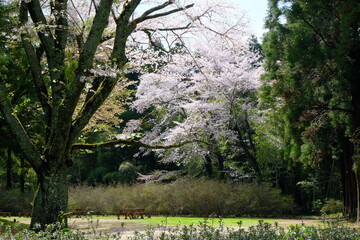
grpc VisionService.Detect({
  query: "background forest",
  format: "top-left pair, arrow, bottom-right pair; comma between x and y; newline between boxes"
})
0,0 -> 359,227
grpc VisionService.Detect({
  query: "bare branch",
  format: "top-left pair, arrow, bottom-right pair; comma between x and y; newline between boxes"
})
133,3 -> 194,24
138,0 -> 174,18
143,29 -> 169,52
140,22 -> 192,32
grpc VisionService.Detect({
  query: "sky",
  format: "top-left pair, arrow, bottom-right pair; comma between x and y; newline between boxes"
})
234,0 -> 269,40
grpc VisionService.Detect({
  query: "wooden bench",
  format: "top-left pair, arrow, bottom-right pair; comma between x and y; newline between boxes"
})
70,209 -> 87,217
18,209 -> 32,217
121,208 -> 151,219
0,212 -> 11,217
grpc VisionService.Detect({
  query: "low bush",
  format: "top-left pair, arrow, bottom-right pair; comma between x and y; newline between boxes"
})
320,199 -> 343,215
68,179 -> 296,217
0,188 -> 34,215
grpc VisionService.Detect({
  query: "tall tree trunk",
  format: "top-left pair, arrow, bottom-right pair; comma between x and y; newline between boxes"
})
6,148 -> 12,189
204,155 -> 213,177
340,136 -> 357,219
356,172 -> 360,223
216,152 -> 225,179
20,157 -> 25,193
31,164 -> 68,228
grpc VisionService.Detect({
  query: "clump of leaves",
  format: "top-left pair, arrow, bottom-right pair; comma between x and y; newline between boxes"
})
320,199 -> 343,215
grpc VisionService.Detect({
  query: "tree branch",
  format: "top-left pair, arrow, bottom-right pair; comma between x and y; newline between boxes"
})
25,0 -> 57,64
0,78 -> 42,172
19,2 -> 51,125
111,0 -> 141,66
133,3 -> 194,24
64,0 -> 114,121
52,0 -> 68,52
140,23 -> 192,32
71,138 -> 212,151
70,0 -> 141,142
143,29 -> 169,52
300,16 -> 336,48
70,76 -> 117,141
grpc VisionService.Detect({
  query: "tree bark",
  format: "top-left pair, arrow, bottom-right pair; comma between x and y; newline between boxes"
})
6,148 -> 12,189
20,157 -> 25,193
30,160 -> 68,228
204,155 -> 214,177
216,152 -> 225,179
340,135 -> 357,219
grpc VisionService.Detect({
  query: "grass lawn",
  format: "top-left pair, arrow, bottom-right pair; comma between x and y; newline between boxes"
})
115,216 -> 322,228
122,216 -> 276,227
0,215 -> 333,233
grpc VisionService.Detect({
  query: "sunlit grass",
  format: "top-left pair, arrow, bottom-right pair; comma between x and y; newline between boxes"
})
0,215 -> 326,229
118,216 -> 321,228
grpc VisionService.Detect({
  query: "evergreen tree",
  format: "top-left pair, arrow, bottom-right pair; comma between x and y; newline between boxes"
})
262,0 -> 360,219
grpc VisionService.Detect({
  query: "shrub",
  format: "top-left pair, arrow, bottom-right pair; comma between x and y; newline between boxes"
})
117,161 -> 138,184
68,179 -> 296,217
0,188 -> 34,215
320,199 -> 343,215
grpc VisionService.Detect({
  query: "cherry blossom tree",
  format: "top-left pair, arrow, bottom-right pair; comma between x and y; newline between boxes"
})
128,30 -> 264,177
0,0 -> 252,228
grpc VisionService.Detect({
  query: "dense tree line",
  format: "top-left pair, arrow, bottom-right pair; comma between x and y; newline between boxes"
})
261,0 -> 360,220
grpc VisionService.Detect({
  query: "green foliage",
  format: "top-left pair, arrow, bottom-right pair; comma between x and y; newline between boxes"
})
321,199 -> 343,215
68,180 -> 295,217
117,161 -> 138,184
102,161 -> 139,185
260,0 -> 360,216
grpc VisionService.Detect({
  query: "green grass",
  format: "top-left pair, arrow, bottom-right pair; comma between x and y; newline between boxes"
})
80,215 -> 321,228
1,215 -> 323,229
123,216 -> 267,227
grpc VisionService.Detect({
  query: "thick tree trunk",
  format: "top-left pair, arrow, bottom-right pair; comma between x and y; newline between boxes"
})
6,148 -> 13,189
30,165 -> 69,229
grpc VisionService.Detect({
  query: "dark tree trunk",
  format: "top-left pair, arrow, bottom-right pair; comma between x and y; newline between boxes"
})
30,161 -> 69,228
204,155 -> 213,177
6,148 -> 13,189
216,152 -> 225,179
20,157 -> 25,193
340,135 -> 357,219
